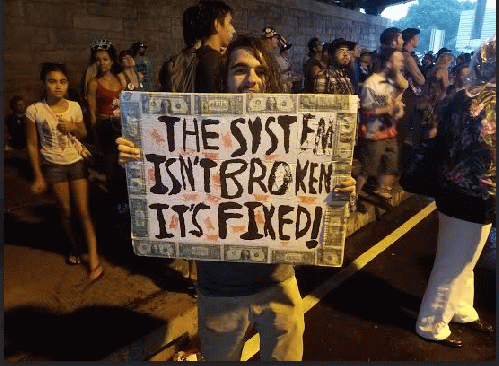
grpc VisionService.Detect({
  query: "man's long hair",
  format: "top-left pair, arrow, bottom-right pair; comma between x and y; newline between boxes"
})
220,35 -> 285,93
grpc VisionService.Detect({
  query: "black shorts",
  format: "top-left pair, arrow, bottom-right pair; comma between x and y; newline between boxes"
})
43,159 -> 88,184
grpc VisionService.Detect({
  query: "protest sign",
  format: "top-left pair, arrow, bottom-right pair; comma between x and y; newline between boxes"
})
120,92 -> 358,266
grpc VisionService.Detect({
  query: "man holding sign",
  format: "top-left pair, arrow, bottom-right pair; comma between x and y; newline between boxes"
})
117,35 -> 356,361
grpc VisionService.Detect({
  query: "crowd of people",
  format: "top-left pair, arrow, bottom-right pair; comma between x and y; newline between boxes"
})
4,0 -> 495,361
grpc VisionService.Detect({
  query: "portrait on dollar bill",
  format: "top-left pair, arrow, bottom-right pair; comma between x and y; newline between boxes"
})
122,92 -> 358,266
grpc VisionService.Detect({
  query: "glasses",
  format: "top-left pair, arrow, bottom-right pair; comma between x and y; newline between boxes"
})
337,48 -> 351,55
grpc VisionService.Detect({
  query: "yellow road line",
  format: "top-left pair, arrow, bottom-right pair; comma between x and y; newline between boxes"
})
241,201 -> 436,361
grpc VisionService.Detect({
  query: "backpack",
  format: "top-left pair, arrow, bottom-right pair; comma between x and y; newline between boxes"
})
159,47 -> 198,93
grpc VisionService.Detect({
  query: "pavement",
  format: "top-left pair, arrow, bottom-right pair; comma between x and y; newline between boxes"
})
3,148 -> 495,361
4,149 -> 198,361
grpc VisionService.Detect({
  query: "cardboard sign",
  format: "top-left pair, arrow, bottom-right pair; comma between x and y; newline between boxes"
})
120,92 -> 358,266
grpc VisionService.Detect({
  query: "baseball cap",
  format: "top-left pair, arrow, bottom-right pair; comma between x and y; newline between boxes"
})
132,41 -> 148,49
402,27 -> 420,42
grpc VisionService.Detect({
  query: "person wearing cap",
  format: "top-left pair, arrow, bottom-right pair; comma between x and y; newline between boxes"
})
398,27 -> 425,146
262,27 -> 280,52
275,35 -> 301,92
132,41 -> 154,91
314,38 -> 355,95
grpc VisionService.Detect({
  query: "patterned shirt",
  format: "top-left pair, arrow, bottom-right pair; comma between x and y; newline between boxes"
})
439,87 -> 496,200
314,67 -> 355,95
359,72 -> 399,140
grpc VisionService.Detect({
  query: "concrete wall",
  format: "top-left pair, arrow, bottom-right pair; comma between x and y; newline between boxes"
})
3,0 -> 389,113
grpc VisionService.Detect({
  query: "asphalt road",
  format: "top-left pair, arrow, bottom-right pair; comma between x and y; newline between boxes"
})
298,202 -> 496,361
3,149 -> 496,361
243,197 -> 496,361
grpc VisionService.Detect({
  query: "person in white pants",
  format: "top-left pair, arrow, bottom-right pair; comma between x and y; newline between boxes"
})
415,35 -> 496,348
416,213 -> 492,345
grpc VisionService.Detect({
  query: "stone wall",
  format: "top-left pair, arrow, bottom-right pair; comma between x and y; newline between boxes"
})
3,0 -> 389,113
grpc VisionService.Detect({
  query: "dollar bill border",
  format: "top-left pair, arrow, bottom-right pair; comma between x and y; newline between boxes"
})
130,198 -> 149,238
271,249 -> 316,265
120,99 -> 143,149
246,94 -> 297,114
223,245 -> 269,263
122,92 -> 358,267
147,93 -> 193,115
178,243 -> 222,260
298,94 -> 352,112
194,94 -> 244,115
133,239 -> 177,258
317,248 -> 343,266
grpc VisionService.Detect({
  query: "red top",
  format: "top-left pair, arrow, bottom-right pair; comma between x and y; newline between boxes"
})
95,79 -> 122,116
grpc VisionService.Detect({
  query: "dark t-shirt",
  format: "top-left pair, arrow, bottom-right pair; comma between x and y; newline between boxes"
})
197,261 -> 295,297
195,45 -> 223,93
303,58 -> 324,93
5,113 -> 27,149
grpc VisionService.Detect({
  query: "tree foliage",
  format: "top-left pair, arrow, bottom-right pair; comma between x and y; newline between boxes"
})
393,0 -> 476,52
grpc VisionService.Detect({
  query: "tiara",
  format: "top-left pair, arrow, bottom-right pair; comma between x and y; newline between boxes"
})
91,38 -> 113,50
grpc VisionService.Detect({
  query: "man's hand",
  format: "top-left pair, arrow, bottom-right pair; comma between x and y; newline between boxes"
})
116,137 -> 141,166
333,176 -> 356,198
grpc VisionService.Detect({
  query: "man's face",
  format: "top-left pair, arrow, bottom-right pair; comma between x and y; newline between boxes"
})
314,41 -> 323,54
334,46 -> 351,66
388,51 -> 404,73
352,44 -> 361,59
359,53 -> 371,67
459,66 -> 471,80
266,35 -> 279,50
13,100 -> 26,114
139,46 -> 146,55
216,13 -> 236,48
393,33 -> 403,51
411,35 -> 420,48
227,47 -> 267,93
